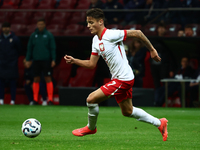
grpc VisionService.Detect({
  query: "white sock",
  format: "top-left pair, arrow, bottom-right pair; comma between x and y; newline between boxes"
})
87,103 -> 99,130
10,100 -> 15,105
129,106 -> 161,127
0,99 -> 4,105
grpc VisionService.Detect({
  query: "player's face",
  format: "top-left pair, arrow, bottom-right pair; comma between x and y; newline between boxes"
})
87,16 -> 101,35
37,21 -> 46,32
2,27 -> 10,35
184,28 -> 193,37
181,57 -> 189,69
157,26 -> 166,36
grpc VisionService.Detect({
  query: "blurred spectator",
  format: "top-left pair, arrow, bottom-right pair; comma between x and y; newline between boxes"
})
189,67 -> 200,107
151,22 -> 177,104
160,0 -> 184,24
141,0 -> 161,25
178,0 -> 196,27
160,0 -> 197,26
184,24 -> 196,37
177,30 -> 184,37
157,0 -> 169,22
157,22 -> 167,37
89,0 -> 105,9
177,25 -> 196,37
154,56 -> 195,106
121,0 -> 146,25
0,22 -> 21,105
104,0 -> 124,25
25,18 -> 56,105
23,59 -> 48,106
129,39 -> 147,87
80,1 -> 106,26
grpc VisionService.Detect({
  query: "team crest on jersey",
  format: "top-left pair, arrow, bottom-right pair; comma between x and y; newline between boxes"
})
99,43 -> 105,52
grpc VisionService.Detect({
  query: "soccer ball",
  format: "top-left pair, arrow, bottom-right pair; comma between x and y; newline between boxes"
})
21,118 -> 42,138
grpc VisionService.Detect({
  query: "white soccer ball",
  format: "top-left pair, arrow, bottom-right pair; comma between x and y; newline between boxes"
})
21,118 -> 42,138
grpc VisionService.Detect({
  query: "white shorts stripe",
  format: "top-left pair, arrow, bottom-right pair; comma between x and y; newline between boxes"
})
108,84 -> 122,98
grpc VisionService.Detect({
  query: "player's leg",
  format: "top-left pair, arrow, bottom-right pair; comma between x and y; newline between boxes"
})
0,78 -> 5,105
24,80 -> 34,105
72,88 -> 108,136
118,98 -> 168,141
118,98 -> 161,126
9,79 -> 17,105
44,76 -> 53,104
33,76 -> 40,103
43,60 -> 54,104
33,61 -> 41,104
39,81 -> 47,106
86,88 -> 108,129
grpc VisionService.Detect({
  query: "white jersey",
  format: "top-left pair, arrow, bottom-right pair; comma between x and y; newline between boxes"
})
91,28 -> 134,81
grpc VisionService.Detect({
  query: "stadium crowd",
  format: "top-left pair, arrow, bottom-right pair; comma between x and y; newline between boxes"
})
0,0 -> 200,36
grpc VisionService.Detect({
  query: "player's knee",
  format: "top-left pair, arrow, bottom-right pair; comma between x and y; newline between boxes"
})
34,76 -> 40,82
122,110 -> 132,117
86,94 -> 95,104
44,77 -> 51,83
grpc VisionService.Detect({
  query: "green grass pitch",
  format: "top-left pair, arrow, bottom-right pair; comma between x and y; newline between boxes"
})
0,105 -> 200,150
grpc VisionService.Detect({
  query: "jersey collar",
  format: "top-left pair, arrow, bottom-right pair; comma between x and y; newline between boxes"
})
99,28 -> 107,40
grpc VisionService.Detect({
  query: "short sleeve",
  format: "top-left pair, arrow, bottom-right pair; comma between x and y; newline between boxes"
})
91,36 -> 100,56
107,29 -> 127,43
91,45 -> 99,56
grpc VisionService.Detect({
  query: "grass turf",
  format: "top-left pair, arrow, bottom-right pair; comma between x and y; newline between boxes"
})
0,105 -> 200,150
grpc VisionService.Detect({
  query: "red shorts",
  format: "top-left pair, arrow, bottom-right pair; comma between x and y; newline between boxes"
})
100,78 -> 134,103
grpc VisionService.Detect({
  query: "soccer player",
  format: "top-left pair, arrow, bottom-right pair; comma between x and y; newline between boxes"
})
64,8 -> 168,141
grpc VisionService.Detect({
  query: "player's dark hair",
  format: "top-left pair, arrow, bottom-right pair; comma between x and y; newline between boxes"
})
37,18 -> 46,23
86,8 -> 105,21
157,22 -> 166,28
184,24 -> 192,29
2,22 -> 11,28
181,55 -> 190,61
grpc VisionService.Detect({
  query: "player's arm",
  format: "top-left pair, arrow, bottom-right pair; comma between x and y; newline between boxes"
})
25,35 -> 33,68
64,54 -> 100,69
126,30 -> 161,62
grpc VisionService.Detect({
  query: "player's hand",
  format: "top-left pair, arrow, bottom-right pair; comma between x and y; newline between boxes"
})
64,55 -> 74,64
24,60 -> 32,68
150,49 -> 161,62
51,60 -> 56,67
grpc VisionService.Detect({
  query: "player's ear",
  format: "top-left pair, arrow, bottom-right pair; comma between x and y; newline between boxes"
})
99,19 -> 103,26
